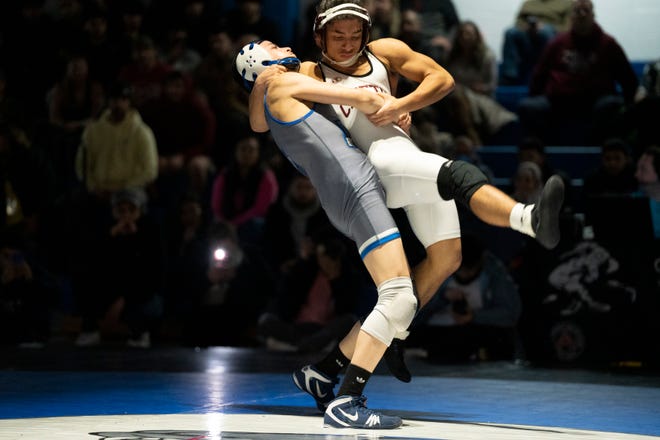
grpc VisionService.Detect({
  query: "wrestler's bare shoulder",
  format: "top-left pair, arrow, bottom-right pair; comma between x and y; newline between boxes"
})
368,38 -> 412,56
300,61 -> 322,80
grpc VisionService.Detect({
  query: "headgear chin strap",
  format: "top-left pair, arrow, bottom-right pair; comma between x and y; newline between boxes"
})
233,40 -> 301,91
266,57 -> 301,72
322,50 -> 363,67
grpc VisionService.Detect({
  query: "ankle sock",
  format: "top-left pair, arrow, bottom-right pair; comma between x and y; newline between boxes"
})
314,344 -> 349,378
337,364 -> 371,397
510,202 -> 535,237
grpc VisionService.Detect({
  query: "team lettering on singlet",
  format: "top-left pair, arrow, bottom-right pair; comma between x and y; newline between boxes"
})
329,79 -> 388,118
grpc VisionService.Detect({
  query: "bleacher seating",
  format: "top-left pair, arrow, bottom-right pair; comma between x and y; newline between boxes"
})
478,145 -> 602,188
478,144 -> 602,212
495,85 -> 528,113
493,61 -> 650,114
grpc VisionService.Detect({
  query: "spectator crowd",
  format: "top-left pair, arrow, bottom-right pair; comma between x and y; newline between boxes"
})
0,0 -> 657,365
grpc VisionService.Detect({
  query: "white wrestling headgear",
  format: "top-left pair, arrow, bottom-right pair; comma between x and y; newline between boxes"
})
314,3 -> 371,67
233,40 -> 301,91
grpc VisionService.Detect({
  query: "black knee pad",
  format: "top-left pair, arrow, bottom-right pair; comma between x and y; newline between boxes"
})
436,160 -> 488,207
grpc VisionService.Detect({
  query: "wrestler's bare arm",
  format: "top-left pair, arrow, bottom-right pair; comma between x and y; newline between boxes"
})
367,38 -> 455,125
249,68 -> 384,129
300,61 -> 412,135
249,65 -> 286,132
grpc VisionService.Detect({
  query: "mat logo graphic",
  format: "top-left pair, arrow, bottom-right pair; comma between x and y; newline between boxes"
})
91,431 -> 211,439
90,430 -> 394,439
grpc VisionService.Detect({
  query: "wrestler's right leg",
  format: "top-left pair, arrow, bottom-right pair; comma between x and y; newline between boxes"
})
413,239 -> 462,307
402,201 -> 462,305
369,139 -> 564,249
367,137 -> 448,208
467,175 -> 565,249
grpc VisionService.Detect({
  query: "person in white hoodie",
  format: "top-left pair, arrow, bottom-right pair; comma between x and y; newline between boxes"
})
75,82 -> 158,196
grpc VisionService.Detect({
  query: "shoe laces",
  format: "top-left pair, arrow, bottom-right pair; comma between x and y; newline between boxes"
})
353,395 -> 368,408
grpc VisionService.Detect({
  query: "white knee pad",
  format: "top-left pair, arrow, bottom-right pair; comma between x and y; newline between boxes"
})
367,138 -> 448,208
361,277 -> 417,345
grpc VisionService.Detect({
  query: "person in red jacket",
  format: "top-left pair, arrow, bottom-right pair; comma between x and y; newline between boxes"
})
518,0 -> 638,145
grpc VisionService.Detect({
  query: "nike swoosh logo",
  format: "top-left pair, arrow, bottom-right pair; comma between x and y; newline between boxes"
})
315,381 -> 327,398
338,408 -> 359,421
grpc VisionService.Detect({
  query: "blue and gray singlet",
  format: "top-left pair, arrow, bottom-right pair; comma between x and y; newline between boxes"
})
265,101 -> 400,259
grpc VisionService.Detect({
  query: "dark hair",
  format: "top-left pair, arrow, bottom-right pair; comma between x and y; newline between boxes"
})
446,21 -> 487,70
208,220 -> 239,244
83,5 -> 107,22
122,1 -> 146,15
314,0 -> 371,51
220,135 -> 266,219
518,136 -> 545,153
316,0 -> 368,16
602,138 -> 630,155
209,17 -> 229,35
163,70 -> 185,85
134,35 -> 156,51
108,81 -> 133,100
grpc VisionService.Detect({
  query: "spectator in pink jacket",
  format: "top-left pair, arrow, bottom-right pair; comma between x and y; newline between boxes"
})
211,134 -> 278,245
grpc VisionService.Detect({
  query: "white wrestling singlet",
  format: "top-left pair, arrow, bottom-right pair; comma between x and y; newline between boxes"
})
317,51 -> 460,247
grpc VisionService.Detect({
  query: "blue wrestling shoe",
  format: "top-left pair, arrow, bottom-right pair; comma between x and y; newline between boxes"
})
292,365 -> 338,412
532,174 -> 565,249
324,395 -> 402,429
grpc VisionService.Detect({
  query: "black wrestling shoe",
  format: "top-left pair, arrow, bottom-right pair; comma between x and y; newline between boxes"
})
384,338 -> 411,383
532,174 -> 565,249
